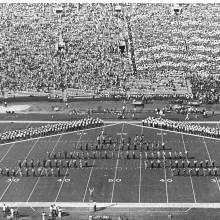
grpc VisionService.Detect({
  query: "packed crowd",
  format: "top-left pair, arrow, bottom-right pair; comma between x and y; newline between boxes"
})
0,4 -> 128,93
142,117 -> 220,138
0,117 -> 103,143
190,74 -> 220,103
130,4 -> 220,98
1,4 -> 220,99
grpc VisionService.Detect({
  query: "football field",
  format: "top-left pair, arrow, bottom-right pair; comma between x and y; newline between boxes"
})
0,121 -> 219,208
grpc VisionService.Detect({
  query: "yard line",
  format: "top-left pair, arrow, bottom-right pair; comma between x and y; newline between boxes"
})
0,181 -> 13,201
0,125 -> 42,201
181,134 -> 197,203
82,125 -> 105,202
200,122 -> 220,192
54,168 -> 69,203
0,143 -> 16,163
51,134 -> 63,155
54,130 -> 83,203
25,134 -> 63,202
160,125 -> 169,203
26,177 -> 41,202
82,160 -> 95,202
138,125 -> 144,203
202,136 -> 220,192
0,123 -> 31,163
110,123 -> 124,203
23,138 -> 40,161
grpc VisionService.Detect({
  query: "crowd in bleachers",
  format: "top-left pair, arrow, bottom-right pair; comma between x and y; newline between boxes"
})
1,4 -> 220,100
142,117 -> 220,138
190,74 -> 220,103
130,4 -> 220,99
0,117 -> 103,143
0,4 -> 128,93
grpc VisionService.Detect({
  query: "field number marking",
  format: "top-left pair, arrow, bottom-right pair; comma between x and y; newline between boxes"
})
57,178 -> 70,182
160,178 -> 173,183
108,178 -> 121,183
7,178 -> 20,183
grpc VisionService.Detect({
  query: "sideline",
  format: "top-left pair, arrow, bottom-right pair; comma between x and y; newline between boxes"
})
0,202 -> 220,208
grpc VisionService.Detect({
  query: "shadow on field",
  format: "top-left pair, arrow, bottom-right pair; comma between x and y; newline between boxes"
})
96,204 -> 115,212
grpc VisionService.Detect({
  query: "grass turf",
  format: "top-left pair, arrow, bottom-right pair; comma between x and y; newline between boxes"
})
0,122 -> 219,203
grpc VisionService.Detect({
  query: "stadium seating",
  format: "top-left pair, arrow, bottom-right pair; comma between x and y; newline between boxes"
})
0,3 -> 220,101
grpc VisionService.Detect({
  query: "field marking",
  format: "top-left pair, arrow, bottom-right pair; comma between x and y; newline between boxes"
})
111,123 -> 124,203
0,181 -> 13,201
54,129 -> 84,203
199,123 -> 220,192
83,160 -> 95,202
0,124 -> 43,201
54,168 -> 69,203
184,207 -> 193,212
0,143 -> 16,163
23,138 -> 40,161
82,125 -> 107,202
0,123 -> 118,147
0,123 -> 31,163
202,136 -> 220,192
26,177 -> 41,202
181,134 -> 197,203
0,202 -> 220,208
50,135 -> 63,155
25,134 -> 63,202
160,126 -> 169,203
130,124 -> 220,142
138,125 -> 144,203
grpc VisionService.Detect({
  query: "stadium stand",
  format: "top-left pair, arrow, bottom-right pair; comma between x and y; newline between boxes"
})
0,3 -> 220,103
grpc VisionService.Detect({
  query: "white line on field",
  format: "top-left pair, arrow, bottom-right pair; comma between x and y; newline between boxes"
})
202,136 -> 220,192
83,160 -> 95,202
111,123 -> 124,203
26,134 -> 63,202
54,168 -> 69,203
181,134 -> 197,203
161,126 -> 168,203
138,125 -> 144,203
26,177 -> 41,202
0,123 -> 30,163
82,125 -> 106,202
54,130 -> 83,203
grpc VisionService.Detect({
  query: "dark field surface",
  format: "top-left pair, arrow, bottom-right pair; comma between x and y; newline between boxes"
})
0,121 -> 219,220
0,122 -> 219,204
